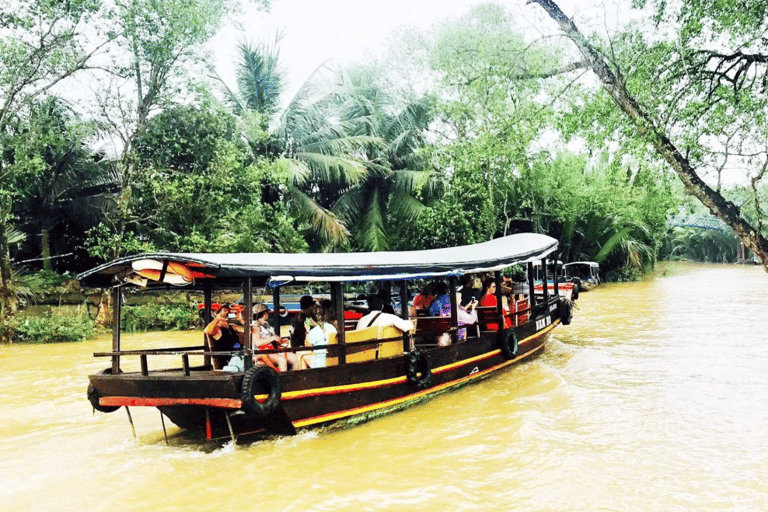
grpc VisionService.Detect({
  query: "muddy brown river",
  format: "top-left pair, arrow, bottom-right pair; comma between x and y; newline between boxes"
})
1,262 -> 767,511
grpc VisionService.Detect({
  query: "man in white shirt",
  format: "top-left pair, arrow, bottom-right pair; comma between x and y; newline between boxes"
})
356,310 -> 415,333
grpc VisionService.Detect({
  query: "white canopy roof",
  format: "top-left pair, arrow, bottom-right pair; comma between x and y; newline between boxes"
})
78,233 -> 558,288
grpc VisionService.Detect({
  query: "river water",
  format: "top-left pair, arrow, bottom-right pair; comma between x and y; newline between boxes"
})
1,262 -> 767,511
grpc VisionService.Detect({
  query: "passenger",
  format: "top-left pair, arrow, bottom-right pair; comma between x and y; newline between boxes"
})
459,274 -> 481,306
478,279 -> 512,330
367,289 -> 395,315
428,281 -> 451,316
290,295 -> 316,348
301,304 -> 337,369
356,307 -> 414,332
438,290 -> 478,341
321,299 -> 339,330
412,282 -> 436,312
204,304 -> 240,369
252,309 -> 298,372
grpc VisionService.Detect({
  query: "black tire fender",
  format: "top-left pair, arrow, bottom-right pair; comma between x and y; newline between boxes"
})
499,330 -> 519,360
87,382 -> 120,413
559,300 -> 573,325
406,349 -> 434,389
571,282 -> 580,301
241,366 -> 282,417
87,368 -> 121,413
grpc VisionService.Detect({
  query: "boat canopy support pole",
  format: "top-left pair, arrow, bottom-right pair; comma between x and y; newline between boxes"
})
112,286 -> 122,374
243,278 -> 253,371
541,255 -> 549,305
203,284 -> 212,368
400,280 -> 409,320
494,271 -> 503,332
332,282 -> 346,365
400,280 -> 411,351
527,262 -> 536,308
272,285 -> 281,335
449,276 -> 459,343
553,258 -> 559,296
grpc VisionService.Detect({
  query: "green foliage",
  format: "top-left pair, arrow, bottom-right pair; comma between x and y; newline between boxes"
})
13,309 -> 95,343
121,303 -> 198,332
132,104 -> 238,174
660,227 -> 740,263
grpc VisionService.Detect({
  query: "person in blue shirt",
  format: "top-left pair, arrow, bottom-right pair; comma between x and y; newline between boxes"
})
428,281 -> 451,316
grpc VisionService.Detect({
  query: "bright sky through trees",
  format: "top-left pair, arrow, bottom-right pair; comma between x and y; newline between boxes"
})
210,0 -> 634,107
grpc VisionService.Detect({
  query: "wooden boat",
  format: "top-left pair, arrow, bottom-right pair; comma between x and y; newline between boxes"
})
79,234 -> 575,440
563,261 -> 600,292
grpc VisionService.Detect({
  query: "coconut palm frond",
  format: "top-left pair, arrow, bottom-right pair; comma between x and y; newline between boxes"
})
388,189 -> 426,219
8,267 -> 45,305
5,225 -> 26,245
269,157 -> 309,185
235,36 -> 286,117
390,169 -> 425,195
621,238 -> 653,269
299,134 -> 384,155
331,187 -> 364,224
294,152 -> 368,185
593,226 -> 633,263
359,187 -> 388,251
287,188 -> 349,244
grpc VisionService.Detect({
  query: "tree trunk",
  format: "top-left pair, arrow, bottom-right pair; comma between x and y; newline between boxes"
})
527,0 -> 768,273
41,228 -> 52,272
95,289 -> 113,328
0,227 -> 18,343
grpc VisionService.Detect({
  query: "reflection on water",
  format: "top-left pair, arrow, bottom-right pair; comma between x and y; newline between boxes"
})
1,262 -> 768,511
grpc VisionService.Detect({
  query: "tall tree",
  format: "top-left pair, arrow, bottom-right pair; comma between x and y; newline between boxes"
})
0,0 -> 110,342
527,0 -> 768,272
87,0 -> 271,260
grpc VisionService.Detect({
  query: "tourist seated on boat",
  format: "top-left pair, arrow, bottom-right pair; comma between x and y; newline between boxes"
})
459,274 -> 482,306
321,299 -> 340,330
412,282 -> 436,313
356,307 -> 415,332
428,281 -> 451,316
438,290 -> 478,341
478,279 -> 512,330
289,295 -> 316,348
252,309 -> 298,372
367,289 -> 395,315
300,304 -> 337,369
204,304 -> 241,369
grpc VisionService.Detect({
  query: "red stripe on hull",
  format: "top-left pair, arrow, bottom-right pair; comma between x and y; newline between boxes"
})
100,397 -> 243,408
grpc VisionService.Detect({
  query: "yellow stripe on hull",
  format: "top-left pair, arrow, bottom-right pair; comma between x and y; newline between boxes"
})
291,324 -> 554,429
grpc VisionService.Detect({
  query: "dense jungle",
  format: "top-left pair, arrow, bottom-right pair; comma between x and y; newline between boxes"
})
1,0 -> 767,342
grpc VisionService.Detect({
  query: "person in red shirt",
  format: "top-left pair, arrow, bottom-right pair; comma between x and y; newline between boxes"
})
478,280 -> 512,330
412,282 -> 436,313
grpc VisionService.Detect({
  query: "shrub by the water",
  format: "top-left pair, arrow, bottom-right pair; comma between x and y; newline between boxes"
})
13,310 -> 95,343
121,303 -> 198,332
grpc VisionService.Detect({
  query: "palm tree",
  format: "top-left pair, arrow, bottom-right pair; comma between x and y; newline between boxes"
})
218,36 -> 378,248
14,97 -> 118,272
328,66 -> 437,251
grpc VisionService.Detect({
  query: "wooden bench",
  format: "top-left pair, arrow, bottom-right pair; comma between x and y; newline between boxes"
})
414,316 -> 453,334
475,306 -> 501,332
326,325 -> 406,366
